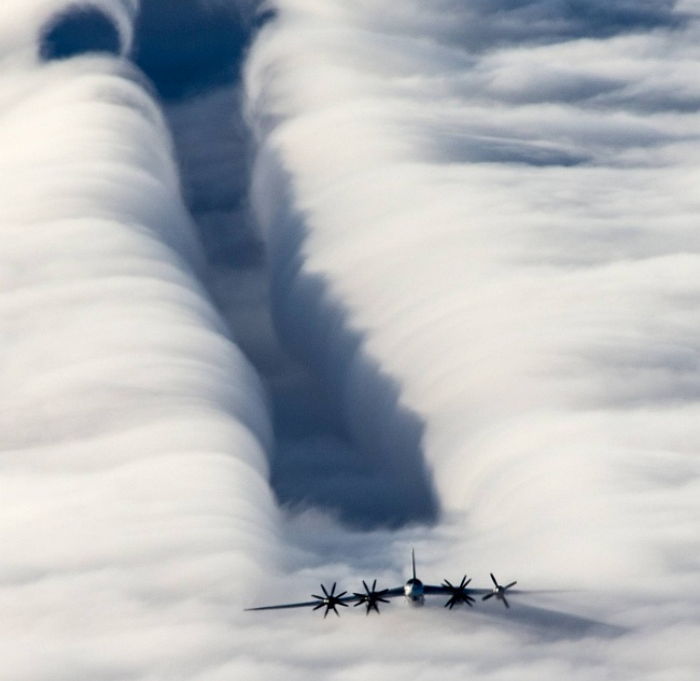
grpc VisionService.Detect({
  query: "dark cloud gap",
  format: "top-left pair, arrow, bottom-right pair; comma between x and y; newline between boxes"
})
132,0 -> 258,101
269,305 -> 440,529
265,206 -> 440,528
39,7 -> 121,61
147,2 -> 437,529
267,348 -> 440,530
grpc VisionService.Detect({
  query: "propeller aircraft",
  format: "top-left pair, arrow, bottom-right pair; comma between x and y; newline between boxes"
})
245,549 -> 530,617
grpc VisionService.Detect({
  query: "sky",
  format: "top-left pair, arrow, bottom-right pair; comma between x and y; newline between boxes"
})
1,1 -> 699,680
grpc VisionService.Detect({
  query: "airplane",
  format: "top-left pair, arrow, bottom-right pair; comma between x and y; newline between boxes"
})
245,549 -> 528,617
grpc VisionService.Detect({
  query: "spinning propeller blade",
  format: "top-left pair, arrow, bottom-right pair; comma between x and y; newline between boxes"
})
312,582 -> 349,618
352,578 -> 390,615
442,574 -> 475,609
482,573 -> 517,608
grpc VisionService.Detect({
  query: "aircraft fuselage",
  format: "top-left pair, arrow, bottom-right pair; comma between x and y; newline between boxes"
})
404,578 -> 425,606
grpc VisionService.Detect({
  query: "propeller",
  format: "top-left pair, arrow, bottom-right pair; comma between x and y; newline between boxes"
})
311,582 -> 349,618
353,579 -> 390,615
481,573 -> 517,609
442,575 -> 475,609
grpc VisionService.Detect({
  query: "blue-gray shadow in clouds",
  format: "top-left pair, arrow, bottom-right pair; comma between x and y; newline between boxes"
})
545,0 -> 685,36
269,339 -> 440,530
264,196 -> 440,530
39,7 -> 121,61
446,0 -> 687,52
473,601 -> 628,641
133,0 -> 268,101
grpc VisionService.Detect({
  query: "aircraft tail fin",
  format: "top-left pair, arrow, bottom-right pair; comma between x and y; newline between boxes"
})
411,548 -> 416,580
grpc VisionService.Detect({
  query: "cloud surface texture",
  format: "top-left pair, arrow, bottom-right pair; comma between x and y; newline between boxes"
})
244,0 -> 700,677
2,1 -> 700,680
0,3 -> 278,680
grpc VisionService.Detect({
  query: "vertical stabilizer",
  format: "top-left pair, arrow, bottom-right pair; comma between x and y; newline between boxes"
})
411,548 -> 416,580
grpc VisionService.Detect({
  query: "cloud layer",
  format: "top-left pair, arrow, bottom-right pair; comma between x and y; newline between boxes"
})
244,0 -> 700,677
0,4 -> 279,680
3,1 -> 700,679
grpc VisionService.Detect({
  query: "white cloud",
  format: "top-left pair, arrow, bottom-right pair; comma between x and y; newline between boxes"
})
244,0 -> 700,677
0,4 -> 277,680
3,1 -> 700,679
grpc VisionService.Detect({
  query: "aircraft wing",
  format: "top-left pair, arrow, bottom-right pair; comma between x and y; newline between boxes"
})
245,596 -> 356,612
245,584 -> 406,614
382,586 -> 406,598
423,584 -> 551,596
423,584 -> 492,596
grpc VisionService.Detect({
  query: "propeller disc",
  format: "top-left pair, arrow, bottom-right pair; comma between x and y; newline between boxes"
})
442,574 -> 475,609
353,579 -> 390,615
482,573 -> 517,609
311,582 -> 349,618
